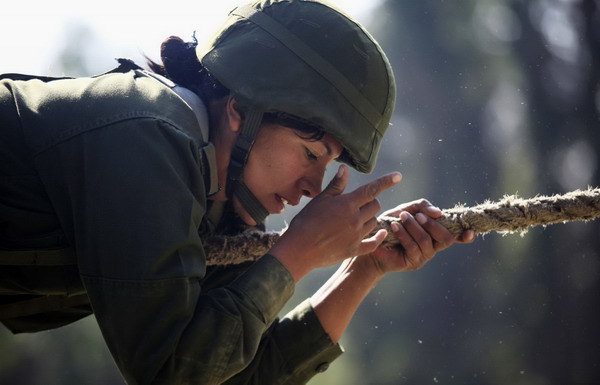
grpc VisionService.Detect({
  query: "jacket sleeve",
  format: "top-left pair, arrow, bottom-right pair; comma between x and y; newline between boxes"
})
34,118 -> 295,385
222,299 -> 344,385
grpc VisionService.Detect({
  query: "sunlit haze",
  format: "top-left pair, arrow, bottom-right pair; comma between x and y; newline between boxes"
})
1,0 -> 383,75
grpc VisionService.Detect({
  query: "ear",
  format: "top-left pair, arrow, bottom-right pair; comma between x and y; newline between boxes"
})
225,96 -> 244,133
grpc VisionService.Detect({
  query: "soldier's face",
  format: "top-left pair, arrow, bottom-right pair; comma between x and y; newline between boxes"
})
234,123 -> 343,225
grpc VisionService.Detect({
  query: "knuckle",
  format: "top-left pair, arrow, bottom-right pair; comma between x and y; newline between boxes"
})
416,233 -> 431,246
349,215 -> 361,229
404,242 -> 420,255
443,234 -> 455,246
338,197 -> 353,212
328,179 -> 341,189
423,251 -> 435,261
435,239 -> 448,251
405,259 -> 419,271
365,183 -> 378,199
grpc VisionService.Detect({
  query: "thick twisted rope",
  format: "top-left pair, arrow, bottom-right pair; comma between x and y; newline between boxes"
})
203,188 -> 600,265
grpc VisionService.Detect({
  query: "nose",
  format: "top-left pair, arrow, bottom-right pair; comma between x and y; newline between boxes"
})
299,171 -> 324,198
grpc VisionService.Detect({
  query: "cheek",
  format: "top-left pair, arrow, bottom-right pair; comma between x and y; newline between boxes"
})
245,150 -> 299,192
250,149 -> 274,175
243,150 -> 277,192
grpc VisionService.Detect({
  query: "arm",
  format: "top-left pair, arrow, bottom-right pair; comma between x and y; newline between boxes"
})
186,263 -> 342,385
35,119 -> 295,384
221,300 -> 343,385
219,199 -> 475,384
310,200 -> 475,343
309,256 -> 380,343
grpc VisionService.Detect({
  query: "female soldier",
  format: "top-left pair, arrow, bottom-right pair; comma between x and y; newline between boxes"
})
0,0 -> 473,384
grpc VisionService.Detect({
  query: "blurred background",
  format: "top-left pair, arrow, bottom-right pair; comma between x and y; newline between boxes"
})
1,0 -> 599,384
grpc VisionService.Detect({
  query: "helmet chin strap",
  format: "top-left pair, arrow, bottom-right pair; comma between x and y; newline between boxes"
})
226,109 -> 270,225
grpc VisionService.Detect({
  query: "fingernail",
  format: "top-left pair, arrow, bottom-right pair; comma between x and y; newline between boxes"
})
400,212 -> 410,223
391,172 -> 402,184
416,213 -> 427,225
337,166 -> 344,178
391,221 -> 400,232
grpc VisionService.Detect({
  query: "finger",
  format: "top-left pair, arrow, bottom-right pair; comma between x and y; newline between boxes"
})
350,172 -> 402,206
402,199 -> 443,218
400,212 -> 435,257
455,229 -> 476,243
359,198 -> 381,222
320,165 -> 348,196
424,204 -> 443,218
414,212 -> 455,251
379,198 -> 439,220
362,217 -> 379,238
357,229 -> 388,256
389,218 -> 423,262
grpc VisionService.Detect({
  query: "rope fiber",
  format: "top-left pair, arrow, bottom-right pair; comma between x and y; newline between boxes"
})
203,187 -> 600,265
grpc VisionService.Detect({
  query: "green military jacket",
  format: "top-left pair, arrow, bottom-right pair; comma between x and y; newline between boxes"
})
0,60 -> 342,384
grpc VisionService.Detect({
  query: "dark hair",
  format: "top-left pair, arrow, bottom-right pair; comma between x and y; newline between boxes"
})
148,36 -> 325,142
147,35 -> 229,103
263,112 -> 326,142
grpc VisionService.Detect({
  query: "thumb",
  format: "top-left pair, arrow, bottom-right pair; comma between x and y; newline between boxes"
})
357,229 -> 388,256
321,165 -> 348,196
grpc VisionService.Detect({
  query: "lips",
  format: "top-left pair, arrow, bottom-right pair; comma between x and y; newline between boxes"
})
274,194 -> 288,213
274,194 -> 303,214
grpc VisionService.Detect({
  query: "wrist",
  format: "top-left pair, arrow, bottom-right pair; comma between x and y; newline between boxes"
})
352,254 -> 387,283
269,236 -> 314,283
309,256 -> 383,343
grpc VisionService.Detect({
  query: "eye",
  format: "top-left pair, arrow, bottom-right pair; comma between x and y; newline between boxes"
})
305,148 -> 319,161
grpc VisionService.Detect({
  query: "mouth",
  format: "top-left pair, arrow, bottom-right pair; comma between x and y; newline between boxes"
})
280,196 -> 289,205
275,194 -> 289,213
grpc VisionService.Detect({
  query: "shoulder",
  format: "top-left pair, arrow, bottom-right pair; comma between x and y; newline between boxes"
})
9,69 -> 202,155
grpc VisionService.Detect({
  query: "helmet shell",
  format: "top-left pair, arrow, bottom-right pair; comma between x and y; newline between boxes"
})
197,0 -> 395,173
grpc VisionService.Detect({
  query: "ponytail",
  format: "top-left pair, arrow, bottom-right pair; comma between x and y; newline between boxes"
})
147,35 -> 229,103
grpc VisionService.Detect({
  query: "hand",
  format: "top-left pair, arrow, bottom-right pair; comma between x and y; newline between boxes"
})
270,165 -> 401,281
364,199 -> 475,275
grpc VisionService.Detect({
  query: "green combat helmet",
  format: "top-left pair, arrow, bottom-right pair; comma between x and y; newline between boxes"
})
197,0 -> 396,224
